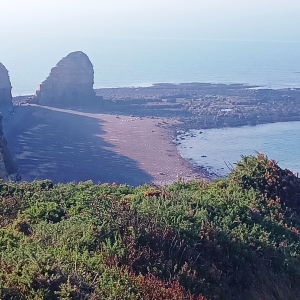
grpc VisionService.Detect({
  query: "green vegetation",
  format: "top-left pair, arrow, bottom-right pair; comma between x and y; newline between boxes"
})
1,154 -> 300,299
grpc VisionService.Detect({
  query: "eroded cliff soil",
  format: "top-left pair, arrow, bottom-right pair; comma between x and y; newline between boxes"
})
0,115 -> 19,181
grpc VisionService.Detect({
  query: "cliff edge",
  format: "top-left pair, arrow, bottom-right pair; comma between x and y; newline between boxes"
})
0,115 -> 19,181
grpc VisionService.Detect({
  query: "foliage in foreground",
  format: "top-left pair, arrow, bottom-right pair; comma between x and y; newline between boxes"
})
1,154 -> 300,299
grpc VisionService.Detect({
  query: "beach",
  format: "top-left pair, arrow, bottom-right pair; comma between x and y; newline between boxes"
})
4,105 -> 208,186
98,113 -> 209,185
7,80 -> 300,185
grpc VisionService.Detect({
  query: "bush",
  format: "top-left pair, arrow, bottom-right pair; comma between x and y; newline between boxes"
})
1,155 -> 300,299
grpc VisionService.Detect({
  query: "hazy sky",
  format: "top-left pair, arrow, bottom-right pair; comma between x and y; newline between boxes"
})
1,0 -> 300,41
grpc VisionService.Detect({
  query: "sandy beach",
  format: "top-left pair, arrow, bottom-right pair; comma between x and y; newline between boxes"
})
4,105 -> 208,186
97,113 -> 208,185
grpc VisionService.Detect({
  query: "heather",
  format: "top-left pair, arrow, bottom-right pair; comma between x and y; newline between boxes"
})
1,154 -> 300,299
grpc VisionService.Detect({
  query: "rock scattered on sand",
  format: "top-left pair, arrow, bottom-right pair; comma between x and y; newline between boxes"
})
0,116 -> 20,181
32,51 -> 97,106
0,63 -> 12,106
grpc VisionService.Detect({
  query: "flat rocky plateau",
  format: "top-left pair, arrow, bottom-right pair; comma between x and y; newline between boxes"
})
93,82 -> 300,130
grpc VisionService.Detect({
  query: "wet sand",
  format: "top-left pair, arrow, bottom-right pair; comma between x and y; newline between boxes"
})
4,105 -> 208,186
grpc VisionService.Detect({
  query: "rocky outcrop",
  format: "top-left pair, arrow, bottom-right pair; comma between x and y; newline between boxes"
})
32,51 -> 97,106
0,116 -> 19,181
0,63 -> 13,106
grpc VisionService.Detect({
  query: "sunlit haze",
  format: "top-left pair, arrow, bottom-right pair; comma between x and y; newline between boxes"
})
1,0 -> 300,41
1,0 -> 300,96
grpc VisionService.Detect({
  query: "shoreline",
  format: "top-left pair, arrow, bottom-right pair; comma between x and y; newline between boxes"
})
38,105 -> 212,185
9,81 -> 300,184
5,105 -> 210,186
14,82 -> 300,133
97,113 -> 211,185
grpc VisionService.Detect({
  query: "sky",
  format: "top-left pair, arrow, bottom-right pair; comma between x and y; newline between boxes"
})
1,0 -> 300,95
1,0 -> 300,41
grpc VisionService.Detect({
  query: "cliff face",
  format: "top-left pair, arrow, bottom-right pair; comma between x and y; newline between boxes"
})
32,51 -> 97,106
0,116 -> 19,181
0,63 -> 13,106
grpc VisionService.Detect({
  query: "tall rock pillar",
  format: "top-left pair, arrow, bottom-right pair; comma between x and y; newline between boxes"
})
32,51 -> 97,106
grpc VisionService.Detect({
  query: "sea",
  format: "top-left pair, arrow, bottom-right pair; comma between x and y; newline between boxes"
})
1,34 -> 300,176
175,122 -> 300,177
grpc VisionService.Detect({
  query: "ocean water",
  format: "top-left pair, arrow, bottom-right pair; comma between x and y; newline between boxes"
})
0,34 -> 300,96
176,121 -> 300,177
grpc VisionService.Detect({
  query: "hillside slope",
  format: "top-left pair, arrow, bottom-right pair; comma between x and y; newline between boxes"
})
0,154 -> 300,299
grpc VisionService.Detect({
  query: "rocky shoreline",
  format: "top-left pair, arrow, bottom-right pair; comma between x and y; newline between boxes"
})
10,82 -> 300,184
14,82 -> 300,133
94,82 -> 300,131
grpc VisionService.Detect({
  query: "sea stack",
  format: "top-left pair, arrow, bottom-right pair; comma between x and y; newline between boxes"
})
0,63 -> 13,106
32,51 -> 96,106
0,116 -> 19,181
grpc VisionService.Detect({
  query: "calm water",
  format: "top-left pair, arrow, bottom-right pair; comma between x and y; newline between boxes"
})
1,34 -> 300,96
176,121 -> 300,177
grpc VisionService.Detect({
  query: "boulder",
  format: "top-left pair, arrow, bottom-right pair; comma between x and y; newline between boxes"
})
32,51 -> 97,106
0,63 -> 13,105
0,115 -> 20,181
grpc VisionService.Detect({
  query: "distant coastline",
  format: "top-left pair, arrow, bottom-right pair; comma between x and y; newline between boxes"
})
13,82 -> 300,132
